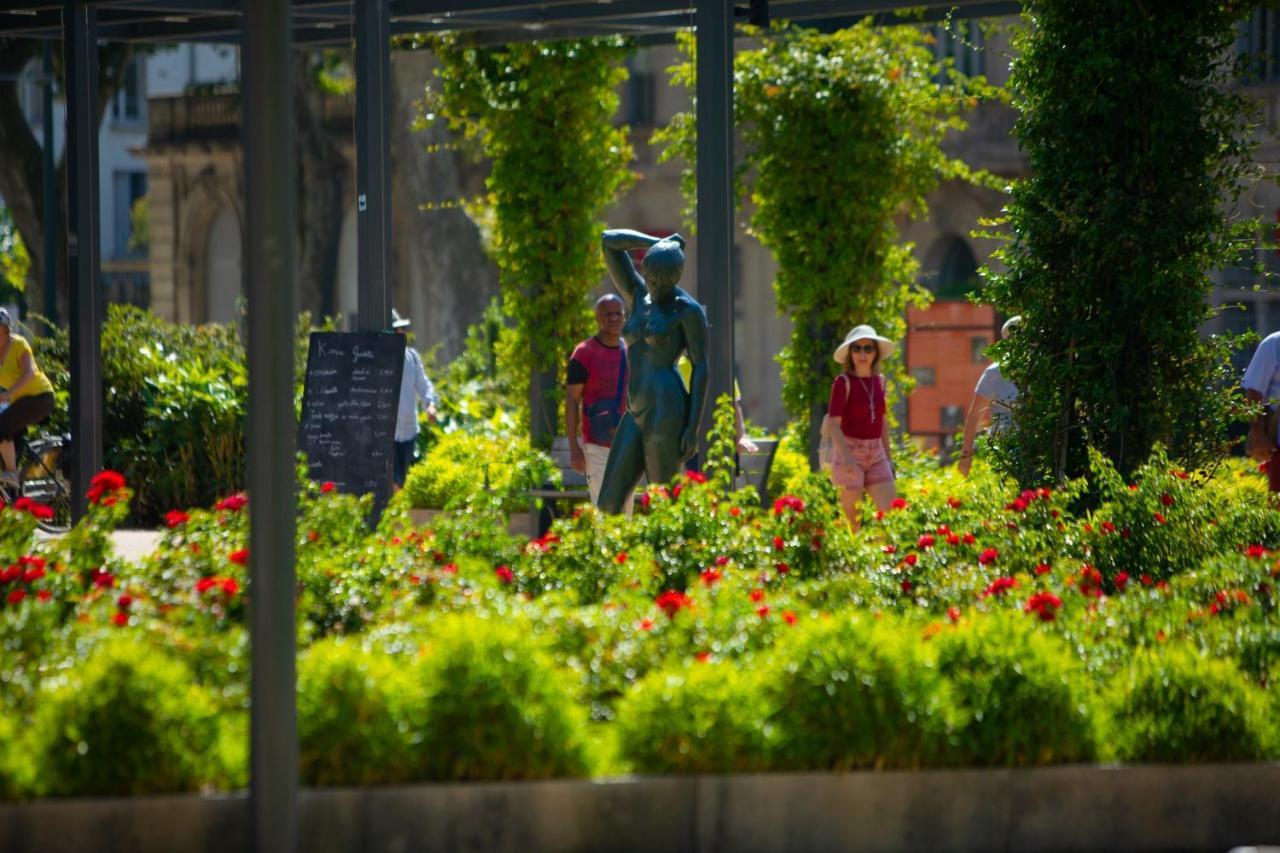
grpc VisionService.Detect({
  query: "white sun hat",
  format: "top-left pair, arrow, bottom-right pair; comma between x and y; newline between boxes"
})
833,324 -> 895,363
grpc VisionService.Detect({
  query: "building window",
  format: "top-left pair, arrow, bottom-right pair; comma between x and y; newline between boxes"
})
112,58 -> 145,123
970,336 -> 989,364
929,20 -> 984,84
923,234 -> 980,300
623,52 -> 655,127
912,367 -> 936,387
113,171 -> 147,258
1239,8 -> 1280,85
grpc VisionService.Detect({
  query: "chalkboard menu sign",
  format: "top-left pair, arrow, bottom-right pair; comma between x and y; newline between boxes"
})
298,332 -> 406,512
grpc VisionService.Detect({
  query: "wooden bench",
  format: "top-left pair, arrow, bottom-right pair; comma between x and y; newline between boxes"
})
530,436 -> 591,536
735,437 -> 780,505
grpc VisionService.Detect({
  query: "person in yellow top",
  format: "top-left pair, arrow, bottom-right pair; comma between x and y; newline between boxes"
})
0,309 -> 54,484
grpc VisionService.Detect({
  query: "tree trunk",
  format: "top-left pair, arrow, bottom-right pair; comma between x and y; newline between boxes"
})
293,53 -> 346,318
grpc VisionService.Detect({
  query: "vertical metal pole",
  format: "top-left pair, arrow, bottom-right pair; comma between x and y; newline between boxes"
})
696,0 -> 736,436
64,3 -> 103,521
354,0 -> 392,331
242,2 -> 297,852
42,40 -> 57,329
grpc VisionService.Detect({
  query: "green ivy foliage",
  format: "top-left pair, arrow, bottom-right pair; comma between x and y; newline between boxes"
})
983,1 -> 1264,485
656,23 -> 998,441
421,38 -> 636,442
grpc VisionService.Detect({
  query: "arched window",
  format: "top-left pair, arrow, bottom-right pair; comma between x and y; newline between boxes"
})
924,234 -> 979,301
204,207 -> 242,323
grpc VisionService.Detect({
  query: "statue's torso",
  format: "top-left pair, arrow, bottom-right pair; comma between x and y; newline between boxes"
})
623,290 -> 690,417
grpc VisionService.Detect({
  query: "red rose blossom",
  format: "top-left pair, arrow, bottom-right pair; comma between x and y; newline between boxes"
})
320,481 -> 336,494
1025,591 -> 1063,621
112,611 -> 128,627
978,547 -> 998,565
655,589 -> 693,618
164,510 -> 190,528
494,565 -> 515,585
700,568 -> 722,587
228,548 -> 249,566
917,534 -> 936,549
982,576 -> 1017,598
216,493 -> 248,512
750,588 -> 765,603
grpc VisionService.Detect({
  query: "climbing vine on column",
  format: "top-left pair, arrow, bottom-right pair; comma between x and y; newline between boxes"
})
420,37 -> 635,443
983,1 -> 1263,485
657,23 -> 995,459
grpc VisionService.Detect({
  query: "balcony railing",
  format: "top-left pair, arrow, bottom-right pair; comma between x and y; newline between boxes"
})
149,89 -> 355,145
101,260 -> 150,308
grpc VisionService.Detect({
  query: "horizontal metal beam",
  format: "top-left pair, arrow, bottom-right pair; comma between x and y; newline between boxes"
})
1,0 -> 1021,40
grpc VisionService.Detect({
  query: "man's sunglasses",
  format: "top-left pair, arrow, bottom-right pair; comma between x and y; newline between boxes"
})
848,344 -> 878,354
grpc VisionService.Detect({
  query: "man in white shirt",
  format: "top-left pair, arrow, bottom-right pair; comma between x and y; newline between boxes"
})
958,315 -> 1022,477
1242,330 -> 1280,491
391,310 -> 439,490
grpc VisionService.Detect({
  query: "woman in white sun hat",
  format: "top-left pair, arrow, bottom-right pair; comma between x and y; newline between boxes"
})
822,324 -> 897,532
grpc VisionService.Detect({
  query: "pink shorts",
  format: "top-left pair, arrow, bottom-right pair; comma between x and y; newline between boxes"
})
829,435 -> 894,491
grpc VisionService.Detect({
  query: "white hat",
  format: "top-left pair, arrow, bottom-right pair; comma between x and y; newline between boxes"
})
391,309 -> 411,329
1000,315 -> 1023,337
833,324 -> 894,364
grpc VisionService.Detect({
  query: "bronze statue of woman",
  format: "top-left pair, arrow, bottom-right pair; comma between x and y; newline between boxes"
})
596,229 -> 709,513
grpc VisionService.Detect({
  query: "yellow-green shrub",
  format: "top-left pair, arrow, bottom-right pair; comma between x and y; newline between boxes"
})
932,612 -> 1097,766
403,429 -> 558,515
298,638 -> 418,786
615,662 -> 770,774
33,638 -> 224,796
764,614 -> 956,770
1103,644 -> 1277,763
409,613 -> 591,780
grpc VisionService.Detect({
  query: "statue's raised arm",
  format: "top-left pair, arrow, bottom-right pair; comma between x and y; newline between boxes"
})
601,230 -> 685,310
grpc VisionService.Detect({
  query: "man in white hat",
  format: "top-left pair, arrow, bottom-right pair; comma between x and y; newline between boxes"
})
1243,329 -> 1280,491
391,309 -> 439,490
957,315 -> 1022,477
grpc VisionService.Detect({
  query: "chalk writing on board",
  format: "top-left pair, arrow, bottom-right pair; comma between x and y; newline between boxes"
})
298,331 -> 405,518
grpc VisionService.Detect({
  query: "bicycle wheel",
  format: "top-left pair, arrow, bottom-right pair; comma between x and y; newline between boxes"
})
21,436 -> 71,534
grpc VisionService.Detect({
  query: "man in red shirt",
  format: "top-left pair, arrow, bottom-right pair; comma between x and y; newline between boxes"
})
566,294 -> 633,512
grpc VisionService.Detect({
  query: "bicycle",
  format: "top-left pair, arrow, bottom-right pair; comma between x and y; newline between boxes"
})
0,431 -> 72,534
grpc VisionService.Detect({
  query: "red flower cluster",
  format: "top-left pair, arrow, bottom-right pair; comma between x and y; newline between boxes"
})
86,470 -> 127,505
1076,564 -> 1104,599
655,589 -> 693,619
977,547 -> 998,565
1245,544 -> 1268,559
494,565 -> 515,585
982,576 -> 1016,598
700,568 -> 722,587
320,481 -> 336,494
526,532 -> 560,554
1034,562 -> 1052,576
12,497 -> 54,521
164,510 -> 191,529
749,588 -> 765,603
916,534 -> 936,550
890,498 -> 908,510
1025,591 -> 1063,621
89,568 -> 115,589
196,576 -> 240,596
684,470 -> 708,485
0,555 -> 50,605
216,493 -> 248,512
1006,488 -> 1051,512
772,495 -> 805,516
227,549 -> 249,566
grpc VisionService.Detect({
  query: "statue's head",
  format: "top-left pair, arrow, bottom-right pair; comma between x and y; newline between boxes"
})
641,239 -> 685,298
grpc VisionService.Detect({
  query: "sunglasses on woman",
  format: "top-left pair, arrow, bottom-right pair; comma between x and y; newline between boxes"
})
848,343 -> 878,354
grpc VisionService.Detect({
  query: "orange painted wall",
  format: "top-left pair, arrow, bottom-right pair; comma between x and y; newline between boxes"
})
904,302 -> 998,441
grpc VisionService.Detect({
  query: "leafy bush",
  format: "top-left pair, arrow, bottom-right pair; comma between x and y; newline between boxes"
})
33,638 -> 224,796
615,662 -> 771,774
765,614 -> 956,770
402,428 -> 558,515
931,612 -> 1097,766
0,714 -> 26,799
298,638 -> 418,786
409,612 -> 592,780
1103,645 -> 1277,763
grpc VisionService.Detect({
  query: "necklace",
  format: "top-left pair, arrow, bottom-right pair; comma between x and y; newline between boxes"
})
857,376 -> 876,424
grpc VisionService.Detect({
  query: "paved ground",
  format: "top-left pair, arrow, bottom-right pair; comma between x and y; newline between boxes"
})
111,530 -> 163,561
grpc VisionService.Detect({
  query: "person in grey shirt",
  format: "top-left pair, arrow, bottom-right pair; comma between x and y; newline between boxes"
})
958,315 -> 1021,477
391,309 -> 439,490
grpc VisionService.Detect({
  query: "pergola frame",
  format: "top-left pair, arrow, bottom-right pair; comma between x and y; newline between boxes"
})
0,1 -> 1017,850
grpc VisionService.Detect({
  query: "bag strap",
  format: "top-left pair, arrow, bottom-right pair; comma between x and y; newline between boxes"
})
613,343 -> 628,411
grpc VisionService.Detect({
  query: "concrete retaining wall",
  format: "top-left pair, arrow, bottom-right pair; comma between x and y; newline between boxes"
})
2,765 -> 1278,853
